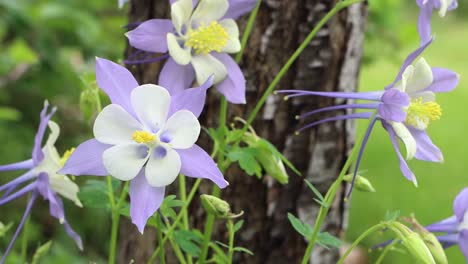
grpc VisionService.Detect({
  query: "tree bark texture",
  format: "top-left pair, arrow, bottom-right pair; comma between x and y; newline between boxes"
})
119,0 -> 368,263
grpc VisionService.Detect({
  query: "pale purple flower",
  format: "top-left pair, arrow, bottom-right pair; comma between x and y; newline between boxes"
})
277,40 -> 459,193
425,188 -> 468,260
0,102 -> 82,263
125,0 -> 257,104
417,0 -> 458,44
60,58 -> 228,233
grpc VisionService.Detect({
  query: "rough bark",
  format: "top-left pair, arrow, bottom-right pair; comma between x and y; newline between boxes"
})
119,0 -> 367,263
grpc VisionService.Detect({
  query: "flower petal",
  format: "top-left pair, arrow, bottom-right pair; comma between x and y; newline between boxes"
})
405,58 -> 434,93
131,84 -> 171,132
169,76 -> 213,117
391,122 -> 417,160
159,58 -> 196,95
0,159 -> 33,172
211,53 -> 246,103
378,88 -> 410,122
407,127 -> 443,162
145,146 -> 181,187
161,110 -> 200,149
167,33 -> 192,65
33,101 -> 56,165
130,171 -> 165,233
418,4 -> 432,45
93,104 -> 143,145
191,0 -> 228,24
126,19 -> 174,53
223,0 -> 257,19
192,54 -> 227,86
60,139 -> 110,176
459,230 -> 468,260
425,216 -> 458,233
177,144 -> 228,188
219,19 -> 241,53
425,68 -> 459,93
48,173 -> 82,207
171,0 -> 193,33
103,144 -> 149,181
95,58 -> 139,115
453,188 -> 468,222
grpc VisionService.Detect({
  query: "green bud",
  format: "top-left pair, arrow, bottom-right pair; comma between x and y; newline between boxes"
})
402,232 -> 436,264
80,87 -> 101,123
200,194 -> 232,219
343,174 -> 376,192
406,216 -> 448,264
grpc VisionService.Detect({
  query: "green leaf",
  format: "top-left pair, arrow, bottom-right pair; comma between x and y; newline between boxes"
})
173,230 -> 203,257
233,220 -> 244,233
317,232 -> 343,249
7,38 -> 38,64
233,247 -> 254,256
385,210 -> 400,221
209,242 -> 228,263
31,241 -> 52,264
77,180 -> 111,209
228,147 -> 262,177
0,222 -> 13,238
287,213 -> 313,237
0,107 -> 21,121
304,180 -> 327,208
257,139 -> 301,176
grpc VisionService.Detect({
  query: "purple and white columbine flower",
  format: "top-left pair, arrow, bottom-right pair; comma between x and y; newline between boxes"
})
0,102 -> 82,263
60,58 -> 228,233
277,41 -> 459,193
125,0 -> 257,104
425,188 -> 468,260
417,0 -> 458,44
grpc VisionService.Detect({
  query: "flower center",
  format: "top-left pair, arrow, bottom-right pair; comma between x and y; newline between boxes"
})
405,97 -> 442,128
186,21 -> 229,55
132,131 -> 156,144
60,147 -> 76,167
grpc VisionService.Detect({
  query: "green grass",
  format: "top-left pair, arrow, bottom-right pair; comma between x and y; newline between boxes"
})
346,15 -> 468,263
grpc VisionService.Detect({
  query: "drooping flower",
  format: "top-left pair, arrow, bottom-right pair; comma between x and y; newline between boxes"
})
0,102 -> 82,263
416,0 -> 458,44
424,187 -> 468,260
125,0 -> 257,104
277,40 -> 459,193
60,58 -> 228,233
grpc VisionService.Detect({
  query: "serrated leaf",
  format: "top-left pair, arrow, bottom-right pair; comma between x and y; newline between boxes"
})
233,247 -> 254,255
228,148 -> 262,177
385,210 -> 400,221
287,213 -> 313,237
317,232 -> 343,249
173,230 -> 203,257
233,220 -> 244,233
31,241 -> 52,264
77,180 -> 111,209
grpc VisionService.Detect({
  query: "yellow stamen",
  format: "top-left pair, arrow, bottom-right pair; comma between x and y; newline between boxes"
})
186,21 -> 229,55
132,131 -> 156,144
60,147 -> 76,167
406,97 -> 442,128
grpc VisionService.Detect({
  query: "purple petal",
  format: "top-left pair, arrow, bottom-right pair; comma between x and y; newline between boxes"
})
62,217 -> 84,250
453,188 -> 468,222
0,182 -> 36,206
60,139 -> 110,176
0,191 -> 38,264
299,103 -> 379,119
426,216 -> 458,233
459,230 -> 468,261
277,90 -> 384,101
212,53 -> 246,104
425,67 -> 459,93
378,89 -> 410,122
223,0 -> 257,19
418,4 -> 433,45
407,127 -> 443,162
386,38 -> 433,89
0,170 -> 35,192
437,233 -> 459,245
95,57 -> 139,116
130,171 -> 165,234
298,112 -> 373,133
169,76 -> 213,117
382,122 -> 417,185
177,144 -> 228,188
0,159 -> 33,172
126,19 -> 174,53
159,58 -> 196,95
33,102 -> 56,166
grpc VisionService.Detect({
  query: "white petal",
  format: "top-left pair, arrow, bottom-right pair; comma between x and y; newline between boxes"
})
161,110 -> 200,149
391,122 -> 417,160
131,84 -> 171,132
43,121 -> 61,165
103,144 -> 149,181
411,91 -> 436,102
401,65 -> 414,92
167,33 -> 192,65
191,0 -> 228,24
93,104 -> 143,145
49,174 -> 83,207
439,0 -> 450,17
171,0 -> 193,33
145,146 -> 181,187
219,19 -> 241,53
191,54 -> 227,84
406,58 -> 433,94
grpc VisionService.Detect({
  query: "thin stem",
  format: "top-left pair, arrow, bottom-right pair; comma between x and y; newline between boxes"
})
198,186 -> 221,263
375,239 -> 399,264
106,176 -> 116,208
227,220 -> 235,264
337,223 -> 387,264
179,174 -> 193,264
157,214 -> 166,264
147,179 -> 202,264
161,215 -> 189,264
108,182 -> 129,264
234,0 -> 262,63
20,194 -> 31,263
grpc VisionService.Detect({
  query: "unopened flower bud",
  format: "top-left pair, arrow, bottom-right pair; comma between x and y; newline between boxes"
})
401,232 -> 436,264
200,194 -> 231,219
343,174 -> 376,192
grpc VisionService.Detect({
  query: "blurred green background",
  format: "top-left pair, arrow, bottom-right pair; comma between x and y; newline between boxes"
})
0,0 -> 466,263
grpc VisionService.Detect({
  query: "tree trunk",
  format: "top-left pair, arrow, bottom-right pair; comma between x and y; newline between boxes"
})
119,0 -> 367,263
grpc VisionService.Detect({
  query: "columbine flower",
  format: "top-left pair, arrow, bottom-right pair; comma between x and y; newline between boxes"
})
0,102 -> 82,262
417,0 -> 458,44
125,0 -> 257,104
425,187 -> 468,260
277,42 -> 459,192
60,58 -> 228,233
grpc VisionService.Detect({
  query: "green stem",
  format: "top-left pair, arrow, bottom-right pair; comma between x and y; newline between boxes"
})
375,239 -> 399,264
161,216 -> 189,264
227,220 -> 235,264
179,174 -> 193,264
148,178 -> 202,264
337,223 -> 387,264
198,186 -> 221,263
108,182 -> 129,264
157,215 -> 166,264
